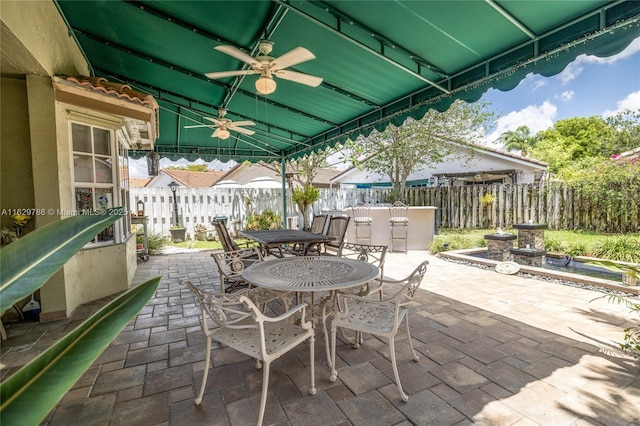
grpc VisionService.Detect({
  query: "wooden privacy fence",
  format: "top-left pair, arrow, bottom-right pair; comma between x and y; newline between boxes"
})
131,181 -> 639,238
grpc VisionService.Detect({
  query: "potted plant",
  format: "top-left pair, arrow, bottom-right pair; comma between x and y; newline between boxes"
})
194,223 -> 207,241
169,224 -> 186,242
292,184 -> 320,231
245,208 -> 282,230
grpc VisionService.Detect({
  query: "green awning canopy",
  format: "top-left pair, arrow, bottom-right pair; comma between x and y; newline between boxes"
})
55,0 -> 640,163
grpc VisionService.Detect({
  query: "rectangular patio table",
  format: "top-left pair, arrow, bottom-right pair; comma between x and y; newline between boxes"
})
239,229 -> 334,257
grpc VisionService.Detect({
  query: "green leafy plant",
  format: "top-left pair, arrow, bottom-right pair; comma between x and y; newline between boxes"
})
593,236 -> 640,263
292,184 -> 320,230
245,208 -> 282,230
565,242 -> 587,257
194,223 -> 207,232
0,207 -> 160,424
147,231 -> 168,254
544,238 -> 568,253
382,189 -> 402,204
429,234 -> 486,254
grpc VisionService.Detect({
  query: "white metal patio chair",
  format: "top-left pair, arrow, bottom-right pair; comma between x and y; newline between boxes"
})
329,260 -> 429,402
320,242 -> 388,365
181,280 -> 316,426
211,247 -> 290,310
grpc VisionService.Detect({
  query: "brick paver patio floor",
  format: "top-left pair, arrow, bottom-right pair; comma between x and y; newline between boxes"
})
2,250 -> 639,425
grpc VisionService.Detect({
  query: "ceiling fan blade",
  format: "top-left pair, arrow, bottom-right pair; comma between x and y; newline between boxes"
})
227,120 -> 255,128
272,47 -> 316,70
232,126 -> 255,136
184,124 -> 214,129
203,117 -> 224,125
276,70 -> 323,87
214,45 -> 256,65
205,69 -> 256,79
212,128 -> 220,138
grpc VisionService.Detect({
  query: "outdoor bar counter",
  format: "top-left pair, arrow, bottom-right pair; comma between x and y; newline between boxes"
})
324,206 -> 437,250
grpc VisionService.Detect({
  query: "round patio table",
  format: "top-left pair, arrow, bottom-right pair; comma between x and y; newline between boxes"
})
242,256 -> 379,367
242,256 -> 379,293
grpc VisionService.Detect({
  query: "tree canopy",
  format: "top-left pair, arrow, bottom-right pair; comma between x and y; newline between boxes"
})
345,99 -> 495,201
495,109 -> 639,178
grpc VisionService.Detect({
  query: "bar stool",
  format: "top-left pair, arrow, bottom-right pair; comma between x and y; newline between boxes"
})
352,202 -> 372,244
388,201 -> 409,253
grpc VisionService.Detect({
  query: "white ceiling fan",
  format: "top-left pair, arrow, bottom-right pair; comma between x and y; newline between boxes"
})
184,109 -> 255,139
205,40 -> 323,95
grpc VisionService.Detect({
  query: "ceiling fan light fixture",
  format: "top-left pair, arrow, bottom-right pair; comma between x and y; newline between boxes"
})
256,75 -> 277,95
217,129 -> 231,139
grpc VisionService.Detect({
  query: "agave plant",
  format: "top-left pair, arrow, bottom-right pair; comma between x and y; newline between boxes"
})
0,207 -> 160,425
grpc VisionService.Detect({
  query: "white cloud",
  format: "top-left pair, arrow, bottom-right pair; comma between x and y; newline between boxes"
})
485,101 -> 557,144
558,90 -> 575,102
602,90 -> 640,117
556,37 -> 640,85
558,62 -> 583,84
580,37 -> 640,65
532,79 -> 547,91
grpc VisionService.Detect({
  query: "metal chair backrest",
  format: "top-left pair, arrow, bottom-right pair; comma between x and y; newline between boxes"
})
310,214 -> 328,234
211,247 -> 263,293
325,216 -> 351,250
212,219 -> 240,252
388,201 -> 409,223
352,202 -> 372,223
337,242 -> 387,278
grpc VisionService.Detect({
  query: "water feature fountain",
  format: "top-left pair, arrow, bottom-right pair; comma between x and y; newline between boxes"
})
510,223 -> 547,267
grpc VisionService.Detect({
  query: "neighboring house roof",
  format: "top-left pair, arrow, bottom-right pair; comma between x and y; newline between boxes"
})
146,169 -> 226,188
331,143 -> 548,185
130,178 -> 152,188
217,162 -> 341,188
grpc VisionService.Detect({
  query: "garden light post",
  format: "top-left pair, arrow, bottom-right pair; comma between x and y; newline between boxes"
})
168,181 -> 179,226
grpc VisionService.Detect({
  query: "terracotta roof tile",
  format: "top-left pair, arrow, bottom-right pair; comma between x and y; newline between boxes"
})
62,75 -> 158,109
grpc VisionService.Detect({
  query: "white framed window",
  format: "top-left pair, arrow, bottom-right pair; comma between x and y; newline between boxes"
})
71,121 -> 130,245
117,131 -> 132,240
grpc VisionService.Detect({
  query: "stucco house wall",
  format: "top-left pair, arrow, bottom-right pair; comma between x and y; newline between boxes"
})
1,1 -> 144,320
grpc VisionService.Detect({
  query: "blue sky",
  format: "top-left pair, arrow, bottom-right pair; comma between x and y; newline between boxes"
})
130,37 -> 640,177
482,36 -> 640,143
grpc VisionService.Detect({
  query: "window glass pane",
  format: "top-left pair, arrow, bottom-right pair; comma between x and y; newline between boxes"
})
94,128 -> 111,155
95,157 -> 113,183
72,123 -> 91,153
74,154 -> 94,182
96,188 -> 112,210
75,187 -> 93,212
118,145 -> 129,190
